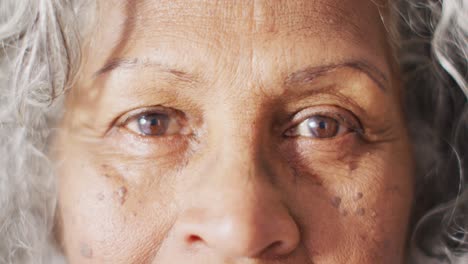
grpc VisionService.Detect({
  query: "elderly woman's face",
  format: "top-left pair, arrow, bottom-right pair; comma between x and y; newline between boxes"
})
54,0 -> 414,263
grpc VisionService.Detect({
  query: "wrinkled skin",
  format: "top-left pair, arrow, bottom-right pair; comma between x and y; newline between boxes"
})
53,0 -> 415,263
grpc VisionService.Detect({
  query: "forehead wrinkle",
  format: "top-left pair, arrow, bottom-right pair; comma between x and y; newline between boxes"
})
250,0 -> 363,38
131,0 -> 256,33
124,0 -> 367,38
93,0 -> 389,87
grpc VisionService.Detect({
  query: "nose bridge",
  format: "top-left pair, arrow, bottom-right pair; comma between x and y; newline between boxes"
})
200,87 -> 283,217
210,92 -> 271,163
170,109 -> 300,259
198,121 -> 275,219
209,141 -> 274,209
209,107 -> 272,195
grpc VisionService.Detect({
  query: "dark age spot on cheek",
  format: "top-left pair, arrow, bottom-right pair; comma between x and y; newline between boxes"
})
331,196 -> 342,208
356,207 -> 366,216
80,243 -> 93,258
353,192 -> 363,201
359,234 -> 368,241
115,186 -> 128,205
100,164 -> 116,179
336,140 -> 372,174
348,162 -> 358,171
99,164 -> 130,205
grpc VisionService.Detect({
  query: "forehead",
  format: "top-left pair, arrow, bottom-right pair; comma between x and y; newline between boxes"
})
84,0 -> 392,90
96,0 -> 386,43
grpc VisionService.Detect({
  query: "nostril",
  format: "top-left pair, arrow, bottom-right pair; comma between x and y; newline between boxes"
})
187,234 -> 203,244
269,241 -> 283,249
259,241 -> 290,259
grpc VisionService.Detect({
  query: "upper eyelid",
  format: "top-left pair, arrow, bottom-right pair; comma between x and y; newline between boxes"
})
289,106 -> 360,127
119,107 -> 195,138
104,107 -> 176,137
115,107 -> 175,127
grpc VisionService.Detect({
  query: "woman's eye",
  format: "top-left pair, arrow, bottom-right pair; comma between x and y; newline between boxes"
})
123,112 -> 183,136
286,115 -> 353,139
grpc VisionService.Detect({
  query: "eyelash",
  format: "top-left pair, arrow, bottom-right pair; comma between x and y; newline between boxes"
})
116,107 -> 189,137
284,107 -> 363,139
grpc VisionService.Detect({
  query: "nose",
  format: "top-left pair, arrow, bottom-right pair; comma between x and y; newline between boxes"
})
173,150 -> 301,259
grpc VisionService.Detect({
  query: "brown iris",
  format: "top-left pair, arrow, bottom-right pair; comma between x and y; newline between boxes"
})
306,115 -> 340,138
137,113 -> 170,136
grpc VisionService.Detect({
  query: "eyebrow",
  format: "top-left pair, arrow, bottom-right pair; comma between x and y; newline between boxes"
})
284,61 -> 389,91
94,58 -> 388,91
93,58 -> 198,83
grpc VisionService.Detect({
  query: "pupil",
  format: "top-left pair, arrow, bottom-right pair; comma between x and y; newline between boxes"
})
318,121 -> 327,129
150,118 -> 159,126
308,116 -> 338,138
138,114 -> 169,135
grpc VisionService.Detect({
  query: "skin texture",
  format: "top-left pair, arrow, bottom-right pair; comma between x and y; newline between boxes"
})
53,0 -> 415,263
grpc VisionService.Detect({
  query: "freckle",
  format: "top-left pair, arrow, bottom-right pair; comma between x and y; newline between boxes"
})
132,211 -> 137,217
80,243 -> 93,258
348,162 -> 358,171
359,234 -> 368,241
353,192 -> 363,201
312,179 -> 323,186
312,176 -> 323,185
356,208 -> 366,216
97,193 -> 104,201
341,209 -> 348,217
331,196 -> 342,209
115,186 -> 127,205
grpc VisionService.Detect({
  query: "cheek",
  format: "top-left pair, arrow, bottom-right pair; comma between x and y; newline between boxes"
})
56,142 -> 179,263
285,140 -> 414,262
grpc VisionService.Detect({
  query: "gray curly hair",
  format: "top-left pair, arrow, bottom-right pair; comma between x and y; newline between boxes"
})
0,0 -> 466,263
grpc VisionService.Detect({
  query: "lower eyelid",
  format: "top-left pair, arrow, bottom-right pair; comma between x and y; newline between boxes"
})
106,127 -> 192,158
283,132 -> 361,154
